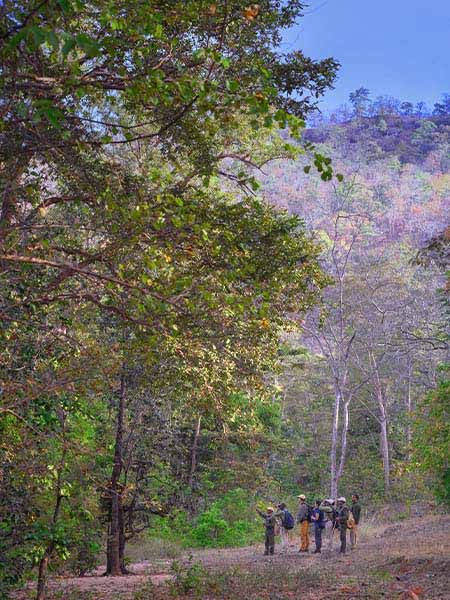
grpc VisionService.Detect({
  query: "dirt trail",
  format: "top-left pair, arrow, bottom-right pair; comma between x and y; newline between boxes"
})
12,515 -> 450,599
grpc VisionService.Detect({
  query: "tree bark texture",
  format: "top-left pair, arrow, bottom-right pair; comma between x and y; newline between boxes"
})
188,415 -> 202,489
106,372 -> 126,576
35,413 -> 66,600
330,382 -> 341,500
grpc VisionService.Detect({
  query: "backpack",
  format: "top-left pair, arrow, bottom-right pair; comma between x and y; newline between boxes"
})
306,504 -> 313,523
312,507 -> 325,528
283,509 -> 295,530
318,508 -> 326,529
347,511 -> 355,529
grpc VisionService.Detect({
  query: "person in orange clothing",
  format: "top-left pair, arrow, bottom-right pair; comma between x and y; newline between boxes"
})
296,494 -> 311,552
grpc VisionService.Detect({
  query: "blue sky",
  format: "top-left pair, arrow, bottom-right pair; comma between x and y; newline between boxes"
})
282,0 -> 450,112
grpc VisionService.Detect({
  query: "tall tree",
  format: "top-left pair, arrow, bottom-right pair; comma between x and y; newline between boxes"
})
349,87 -> 371,117
1,4 -> 339,596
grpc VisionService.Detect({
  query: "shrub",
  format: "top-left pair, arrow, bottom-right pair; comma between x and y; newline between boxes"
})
147,488 -> 262,549
169,560 -> 207,598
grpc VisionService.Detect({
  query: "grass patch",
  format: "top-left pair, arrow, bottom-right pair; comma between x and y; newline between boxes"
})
142,559 -> 325,600
126,537 -> 183,562
52,592 -> 95,600
369,568 -> 393,582
357,519 -> 383,542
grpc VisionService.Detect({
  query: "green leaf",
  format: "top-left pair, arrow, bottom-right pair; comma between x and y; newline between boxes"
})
225,80 -> 239,92
45,31 -> 59,50
62,38 -> 76,59
249,178 -> 260,192
8,30 -> 27,49
75,34 -> 101,58
57,0 -> 72,13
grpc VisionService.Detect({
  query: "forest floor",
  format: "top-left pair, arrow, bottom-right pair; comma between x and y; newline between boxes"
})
12,514 -> 450,600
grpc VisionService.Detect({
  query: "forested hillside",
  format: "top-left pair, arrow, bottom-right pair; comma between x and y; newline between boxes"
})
258,102 -> 449,505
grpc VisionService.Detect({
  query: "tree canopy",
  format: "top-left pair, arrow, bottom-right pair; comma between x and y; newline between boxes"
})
0,2 -> 339,597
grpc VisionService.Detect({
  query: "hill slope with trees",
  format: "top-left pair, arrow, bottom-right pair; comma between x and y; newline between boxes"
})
259,97 -> 449,504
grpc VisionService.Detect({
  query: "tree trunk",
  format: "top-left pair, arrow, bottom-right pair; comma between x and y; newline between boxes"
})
106,524 -> 112,574
0,159 -> 25,241
36,554 -> 50,600
119,500 -> 128,574
330,381 -> 341,499
375,387 -> 390,492
406,359 -> 413,462
188,415 -> 202,489
372,355 -> 391,493
380,414 -> 390,492
35,412 -> 66,600
107,372 -> 126,576
337,399 -> 350,485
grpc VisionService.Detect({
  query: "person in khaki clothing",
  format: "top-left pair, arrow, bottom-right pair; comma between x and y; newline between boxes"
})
350,493 -> 361,550
336,496 -> 349,554
296,494 -> 310,552
320,498 -> 334,548
256,506 -> 277,555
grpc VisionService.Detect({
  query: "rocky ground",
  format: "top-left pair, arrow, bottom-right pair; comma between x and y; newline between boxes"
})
12,514 -> 450,599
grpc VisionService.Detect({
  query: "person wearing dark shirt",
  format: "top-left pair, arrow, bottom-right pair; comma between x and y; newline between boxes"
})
336,497 -> 349,554
350,493 -> 362,550
311,499 -> 324,553
256,506 -> 276,555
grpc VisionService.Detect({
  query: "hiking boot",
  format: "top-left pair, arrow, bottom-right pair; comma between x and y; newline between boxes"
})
313,550 -> 321,554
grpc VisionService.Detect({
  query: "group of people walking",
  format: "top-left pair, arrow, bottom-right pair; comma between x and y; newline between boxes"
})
256,493 -> 361,556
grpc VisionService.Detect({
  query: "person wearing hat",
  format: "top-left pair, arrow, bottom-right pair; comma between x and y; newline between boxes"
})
320,498 -> 335,549
276,502 -> 292,553
256,506 -> 277,555
336,497 -> 349,554
311,499 -> 325,553
296,494 -> 310,553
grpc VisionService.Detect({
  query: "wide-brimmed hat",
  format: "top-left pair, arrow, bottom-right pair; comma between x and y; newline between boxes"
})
297,494 -> 306,500
267,506 -> 274,512
337,496 -> 346,503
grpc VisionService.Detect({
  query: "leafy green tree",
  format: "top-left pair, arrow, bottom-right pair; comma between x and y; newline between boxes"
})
1,2 -> 338,597
414,226 -> 450,506
97,192 -> 327,574
415,376 -> 450,506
